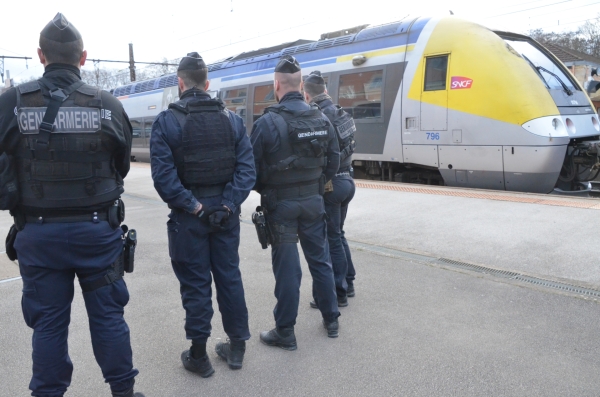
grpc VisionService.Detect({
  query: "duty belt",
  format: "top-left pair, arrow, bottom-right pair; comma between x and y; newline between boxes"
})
25,211 -> 108,224
190,184 -> 226,198
275,182 -> 320,200
335,172 -> 351,177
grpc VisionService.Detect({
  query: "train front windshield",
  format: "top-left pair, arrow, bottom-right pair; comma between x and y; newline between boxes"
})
503,39 -> 578,92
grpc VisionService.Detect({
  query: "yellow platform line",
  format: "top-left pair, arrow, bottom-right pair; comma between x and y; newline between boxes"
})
355,182 -> 600,210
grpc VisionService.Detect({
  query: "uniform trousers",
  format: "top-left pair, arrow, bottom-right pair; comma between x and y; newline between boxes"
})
268,194 -> 339,327
324,175 -> 356,297
15,220 -> 137,397
167,196 -> 250,343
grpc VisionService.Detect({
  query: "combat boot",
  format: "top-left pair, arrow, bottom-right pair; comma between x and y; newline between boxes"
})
215,339 -> 246,370
323,319 -> 339,338
347,283 -> 355,297
259,327 -> 297,351
310,296 -> 348,308
111,387 -> 146,397
181,350 -> 215,378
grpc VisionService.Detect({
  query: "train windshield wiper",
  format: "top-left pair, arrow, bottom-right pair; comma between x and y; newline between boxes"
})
536,65 -> 574,96
521,55 -> 550,90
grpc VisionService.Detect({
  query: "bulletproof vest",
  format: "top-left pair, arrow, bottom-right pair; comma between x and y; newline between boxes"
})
319,101 -> 356,170
168,98 -> 236,189
14,79 -> 122,211
262,104 -> 329,186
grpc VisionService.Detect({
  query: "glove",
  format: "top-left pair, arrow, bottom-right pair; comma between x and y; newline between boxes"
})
209,207 -> 231,231
196,206 -> 223,223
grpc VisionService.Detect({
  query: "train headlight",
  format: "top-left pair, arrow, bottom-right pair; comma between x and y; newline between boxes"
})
565,118 -> 576,135
552,118 -> 566,135
592,116 -> 600,132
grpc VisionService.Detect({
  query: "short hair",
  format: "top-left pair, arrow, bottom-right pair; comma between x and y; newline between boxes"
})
303,81 -> 325,97
177,68 -> 208,89
39,36 -> 83,66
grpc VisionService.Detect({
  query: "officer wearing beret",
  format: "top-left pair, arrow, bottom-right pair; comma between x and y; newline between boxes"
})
150,52 -> 255,375
250,56 -> 341,349
304,70 -> 357,306
0,13 -> 143,397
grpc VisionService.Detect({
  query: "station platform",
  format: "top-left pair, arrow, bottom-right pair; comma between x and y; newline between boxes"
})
1,162 -> 599,396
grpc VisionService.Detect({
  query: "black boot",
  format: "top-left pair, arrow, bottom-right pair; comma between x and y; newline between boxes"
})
310,297 -> 347,308
215,339 -> 246,370
111,387 -> 146,397
323,319 -> 339,338
259,327 -> 297,351
181,350 -> 215,378
347,283 -> 355,297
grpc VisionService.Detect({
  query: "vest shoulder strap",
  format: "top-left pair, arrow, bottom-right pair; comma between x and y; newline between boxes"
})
18,81 -> 41,95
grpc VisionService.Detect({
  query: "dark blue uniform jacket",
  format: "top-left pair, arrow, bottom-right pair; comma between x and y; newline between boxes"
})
150,89 -> 255,213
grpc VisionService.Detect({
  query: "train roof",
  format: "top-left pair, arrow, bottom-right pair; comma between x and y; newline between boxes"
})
113,17 -> 420,97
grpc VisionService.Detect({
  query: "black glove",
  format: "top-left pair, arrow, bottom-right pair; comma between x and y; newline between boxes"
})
196,206 -> 222,223
209,207 -> 231,231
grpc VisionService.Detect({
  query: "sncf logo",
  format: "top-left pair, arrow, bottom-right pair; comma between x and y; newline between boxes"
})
451,76 -> 473,90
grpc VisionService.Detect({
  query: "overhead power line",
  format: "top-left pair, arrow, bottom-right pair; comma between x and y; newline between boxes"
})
0,55 -> 32,83
529,1 -> 600,18
486,0 -> 572,18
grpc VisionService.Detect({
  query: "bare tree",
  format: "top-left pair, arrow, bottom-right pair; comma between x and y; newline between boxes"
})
529,13 -> 600,57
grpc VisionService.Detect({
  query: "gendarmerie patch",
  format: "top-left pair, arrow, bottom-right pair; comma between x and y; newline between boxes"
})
18,107 -> 101,134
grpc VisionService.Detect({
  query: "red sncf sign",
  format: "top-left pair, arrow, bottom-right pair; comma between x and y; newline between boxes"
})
451,76 -> 473,89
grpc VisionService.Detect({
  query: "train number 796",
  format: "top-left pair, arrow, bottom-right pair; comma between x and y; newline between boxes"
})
426,132 -> 440,140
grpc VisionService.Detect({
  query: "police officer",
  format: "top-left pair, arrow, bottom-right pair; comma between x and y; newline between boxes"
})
303,71 -> 357,306
250,56 -> 341,349
150,52 -> 255,376
0,13 -> 143,397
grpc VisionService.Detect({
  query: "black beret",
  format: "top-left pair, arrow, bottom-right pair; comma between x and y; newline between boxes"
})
178,52 -> 207,72
40,13 -> 82,43
304,70 -> 325,85
275,55 -> 301,74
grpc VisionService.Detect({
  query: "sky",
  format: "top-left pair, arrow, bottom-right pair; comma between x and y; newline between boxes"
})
1,0 -> 599,84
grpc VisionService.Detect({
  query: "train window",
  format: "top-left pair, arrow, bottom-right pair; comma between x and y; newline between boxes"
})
253,84 -> 277,122
130,118 -> 143,138
223,87 -> 247,118
338,70 -> 383,119
424,55 -> 448,91
502,39 -> 577,92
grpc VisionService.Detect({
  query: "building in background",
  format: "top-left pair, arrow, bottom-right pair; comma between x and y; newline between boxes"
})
544,43 -> 600,113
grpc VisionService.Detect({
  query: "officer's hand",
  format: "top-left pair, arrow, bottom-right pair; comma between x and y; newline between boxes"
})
196,206 -> 221,223
209,207 -> 231,231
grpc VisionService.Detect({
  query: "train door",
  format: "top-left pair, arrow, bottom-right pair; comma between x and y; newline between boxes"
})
337,67 -> 386,154
420,54 -> 448,131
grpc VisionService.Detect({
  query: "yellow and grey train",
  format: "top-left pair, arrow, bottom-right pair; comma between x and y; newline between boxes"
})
114,16 -> 600,194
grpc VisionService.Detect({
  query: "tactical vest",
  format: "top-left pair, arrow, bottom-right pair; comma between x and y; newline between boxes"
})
15,79 -> 122,212
168,98 -> 236,193
320,101 -> 356,171
262,104 -> 329,187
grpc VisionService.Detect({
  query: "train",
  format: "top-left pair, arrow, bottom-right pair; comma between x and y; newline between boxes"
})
113,15 -> 600,194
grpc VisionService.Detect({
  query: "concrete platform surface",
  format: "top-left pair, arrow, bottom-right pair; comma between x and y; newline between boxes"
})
1,162 -> 599,397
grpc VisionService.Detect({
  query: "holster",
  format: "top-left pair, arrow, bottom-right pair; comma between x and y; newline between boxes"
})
122,225 -> 136,273
5,224 -> 18,261
108,199 -> 125,230
252,206 -> 272,249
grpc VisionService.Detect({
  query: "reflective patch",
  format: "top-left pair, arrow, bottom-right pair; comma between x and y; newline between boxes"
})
297,130 -> 328,139
336,117 -> 356,139
17,107 -> 101,134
